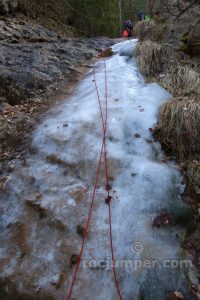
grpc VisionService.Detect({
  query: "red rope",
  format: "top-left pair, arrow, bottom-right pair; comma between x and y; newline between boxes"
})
66,59 -> 123,300
93,60 -> 123,300
66,121 -> 105,300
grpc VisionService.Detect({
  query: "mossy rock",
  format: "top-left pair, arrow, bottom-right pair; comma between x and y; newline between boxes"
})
99,48 -> 114,58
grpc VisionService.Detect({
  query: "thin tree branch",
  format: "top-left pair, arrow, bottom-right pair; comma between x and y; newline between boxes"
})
175,0 -> 200,19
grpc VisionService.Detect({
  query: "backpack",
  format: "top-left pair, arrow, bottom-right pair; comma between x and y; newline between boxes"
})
122,30 -> 129,38
125,20 -> 134,30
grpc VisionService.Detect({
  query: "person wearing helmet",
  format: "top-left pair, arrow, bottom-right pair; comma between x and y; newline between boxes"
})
124,19 -> 134,37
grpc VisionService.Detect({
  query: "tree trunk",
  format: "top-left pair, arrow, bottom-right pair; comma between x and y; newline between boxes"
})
149,0 -> 155,17
118,0 -> 122,36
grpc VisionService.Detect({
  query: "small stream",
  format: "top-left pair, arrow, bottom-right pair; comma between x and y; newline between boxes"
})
0,40 -> 194,300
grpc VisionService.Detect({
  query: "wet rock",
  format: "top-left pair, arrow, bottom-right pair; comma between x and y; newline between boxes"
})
0,176 -> 8,191
152,211 -> 172,228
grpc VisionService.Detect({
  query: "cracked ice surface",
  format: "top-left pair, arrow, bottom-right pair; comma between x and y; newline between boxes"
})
0,40 -> 193,300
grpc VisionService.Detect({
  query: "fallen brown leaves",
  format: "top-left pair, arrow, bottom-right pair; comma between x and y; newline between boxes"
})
0,98 -> 45,161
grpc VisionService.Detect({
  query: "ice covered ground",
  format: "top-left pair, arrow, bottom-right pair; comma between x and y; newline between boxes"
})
0,40 -> 194,300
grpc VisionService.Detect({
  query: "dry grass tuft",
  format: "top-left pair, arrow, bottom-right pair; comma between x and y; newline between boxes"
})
159,65 -> 200,96
183,159 -> 200,201
155,96 -> 200,161
135,23 -> 200,204
133,20 -> 166,42
135,40 -> 175,76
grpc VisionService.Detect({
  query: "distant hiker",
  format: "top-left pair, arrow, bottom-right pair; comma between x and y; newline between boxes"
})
124,19 -> 134,38
136,10 -> 145,21
122,30 -> 129,38
145,15 -> 151,22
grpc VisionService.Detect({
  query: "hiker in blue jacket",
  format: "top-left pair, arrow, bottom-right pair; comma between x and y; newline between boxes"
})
136,10 -> 145,21
124,19 -> 134,37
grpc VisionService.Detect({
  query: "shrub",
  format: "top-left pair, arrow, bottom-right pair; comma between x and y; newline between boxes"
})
155,96 -> 200,161
160,65 -> 200,96
135,40 -> 175,76
133,20 -> 166,42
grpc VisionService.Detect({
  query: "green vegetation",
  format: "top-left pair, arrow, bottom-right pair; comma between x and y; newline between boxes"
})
69,0 -> 119,37
17,0 -> 121,36
16,0 -> 164,37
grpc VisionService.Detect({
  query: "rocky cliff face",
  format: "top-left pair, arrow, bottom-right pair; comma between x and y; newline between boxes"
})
0,17 -> 112,107
0,16 -> 113,161
0,0 -> 18,14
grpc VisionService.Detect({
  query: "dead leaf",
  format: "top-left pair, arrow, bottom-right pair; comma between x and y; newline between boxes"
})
174,291 -> 184,299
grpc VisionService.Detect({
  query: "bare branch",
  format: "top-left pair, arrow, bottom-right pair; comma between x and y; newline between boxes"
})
175,0 -> 200,19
